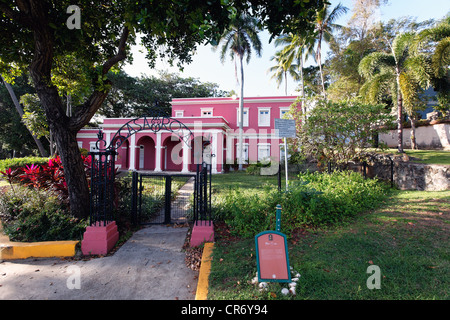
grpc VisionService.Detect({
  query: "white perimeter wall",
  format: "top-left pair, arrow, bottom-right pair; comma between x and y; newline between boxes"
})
379,123 -> 450,150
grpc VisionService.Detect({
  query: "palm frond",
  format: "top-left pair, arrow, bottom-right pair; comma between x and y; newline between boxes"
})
432,36 -> 450,77
358,52 -> 395,79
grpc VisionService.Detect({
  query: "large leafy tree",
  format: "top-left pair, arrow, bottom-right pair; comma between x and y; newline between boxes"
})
0,0 -> 324,219
214,12 -> 262,171
98,70 -> 228,118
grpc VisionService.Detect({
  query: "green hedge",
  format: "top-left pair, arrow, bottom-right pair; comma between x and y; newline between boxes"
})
0,157 -> 49,173
212,170 -> 391,238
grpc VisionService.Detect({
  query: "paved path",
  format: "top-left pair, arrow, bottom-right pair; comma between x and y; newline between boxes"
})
0,225 -> 197,300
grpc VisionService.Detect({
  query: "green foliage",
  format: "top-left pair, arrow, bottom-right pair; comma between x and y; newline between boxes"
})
99,70 -> 229,118
0,185 -> 86,242
0,157 -> 49,172
212,171 -> 390,239
298,98 -> 394,166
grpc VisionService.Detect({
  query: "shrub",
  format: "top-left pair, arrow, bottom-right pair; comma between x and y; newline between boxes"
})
212,171 -> 390,238
0,185 -> 86,242
0,155 -> 92,204
0,157 -> 49,172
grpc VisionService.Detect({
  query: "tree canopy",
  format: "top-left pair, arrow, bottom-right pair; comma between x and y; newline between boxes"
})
0,0 -> 325,219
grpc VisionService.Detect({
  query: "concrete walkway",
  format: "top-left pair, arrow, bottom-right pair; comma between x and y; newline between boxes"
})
0,225 -> 198,300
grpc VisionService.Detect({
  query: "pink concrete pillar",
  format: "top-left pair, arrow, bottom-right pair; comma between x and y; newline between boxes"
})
81,221 -> 119,255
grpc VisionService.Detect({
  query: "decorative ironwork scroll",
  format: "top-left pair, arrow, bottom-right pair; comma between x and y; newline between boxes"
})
89,131 -> 116,226
107,116 -> 194,151
88,116 -> 195,226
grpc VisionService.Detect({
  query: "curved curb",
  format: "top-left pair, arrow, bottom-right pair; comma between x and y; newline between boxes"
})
0,223 -> 78,260
195,242 -> 214,300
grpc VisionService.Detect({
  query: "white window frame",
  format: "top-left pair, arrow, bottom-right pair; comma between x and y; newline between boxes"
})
258,107 -> 271,127
236,107 -> 249,127
258,143 -> 271,163
235,142 -> 249,163
77,141 -> 83,149
175,110 -> 184,117
89,142 -> 98,152
201,108 -> 213,117
279,107 -> 290,119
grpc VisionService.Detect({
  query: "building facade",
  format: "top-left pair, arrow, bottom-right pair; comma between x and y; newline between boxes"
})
76,96 -> 299,173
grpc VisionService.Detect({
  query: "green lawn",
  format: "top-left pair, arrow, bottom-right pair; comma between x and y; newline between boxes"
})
381,149 -> 450,165
207,173 -> 450,300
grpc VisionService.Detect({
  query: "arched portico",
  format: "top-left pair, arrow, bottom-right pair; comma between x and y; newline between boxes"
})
162,135 -> 183,172
136,135 -> 156,170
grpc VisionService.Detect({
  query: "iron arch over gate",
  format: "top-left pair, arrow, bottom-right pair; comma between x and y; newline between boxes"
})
88,115 -> 211,227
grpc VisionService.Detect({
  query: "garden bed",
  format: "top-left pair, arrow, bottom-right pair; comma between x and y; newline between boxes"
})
206,171 -> 450,299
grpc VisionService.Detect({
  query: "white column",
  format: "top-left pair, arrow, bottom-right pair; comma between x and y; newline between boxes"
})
226,132 -> 233,166
155,132 -> 162,172
129,134 -> 136,170
105,132 -> 111,150
211,132 -> 218,174
182,132 -> 190,173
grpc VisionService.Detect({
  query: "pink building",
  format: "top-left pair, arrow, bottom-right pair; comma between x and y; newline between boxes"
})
76,96 -> 299,173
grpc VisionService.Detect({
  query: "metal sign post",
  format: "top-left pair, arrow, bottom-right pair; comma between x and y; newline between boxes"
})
275,119 -> 296,191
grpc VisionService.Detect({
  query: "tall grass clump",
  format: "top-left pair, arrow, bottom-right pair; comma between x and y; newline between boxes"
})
212,170 -> 390,238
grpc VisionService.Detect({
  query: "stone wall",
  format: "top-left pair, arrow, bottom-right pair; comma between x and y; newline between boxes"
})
355,155 -> 450,191
294,155 -> 450,191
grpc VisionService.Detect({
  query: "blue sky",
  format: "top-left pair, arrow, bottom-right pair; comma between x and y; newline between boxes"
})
123,0 -> 450,97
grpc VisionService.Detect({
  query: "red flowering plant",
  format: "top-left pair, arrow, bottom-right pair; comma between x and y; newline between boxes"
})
0,154 -> 120,209
1,155 -> 93,205
0,167 -> 21,195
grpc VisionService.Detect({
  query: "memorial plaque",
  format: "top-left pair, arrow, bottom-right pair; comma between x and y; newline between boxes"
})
255,231 -> 291,283
275,118 -> 296,138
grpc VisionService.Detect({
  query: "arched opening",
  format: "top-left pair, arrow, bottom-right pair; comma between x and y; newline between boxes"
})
162,135 -> 183,171
136,136 -> 156,170
115,138 -> 129,170
190,135 -> 211,172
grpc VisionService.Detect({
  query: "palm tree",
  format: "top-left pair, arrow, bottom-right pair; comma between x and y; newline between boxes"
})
313,2 -> 349,98
267,50 -> 299,95
274,33 -> 315,114
359,32 -> 431,152
214,13 -> 262,170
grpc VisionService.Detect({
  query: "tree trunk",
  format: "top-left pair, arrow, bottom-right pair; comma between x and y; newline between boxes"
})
238,53 -> 244,171
299,49 -> 306,120
410,116 -> 417,150
14,2 -> 128,220
317,50 -> 327,100
2,76 -> 48,157
52,122 -> 90,219
33,82 -> 90,219
396,74 -> 404,153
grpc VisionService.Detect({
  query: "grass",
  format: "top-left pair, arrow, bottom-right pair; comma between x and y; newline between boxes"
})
207,173 -> 450,300
380,149 -> 450,165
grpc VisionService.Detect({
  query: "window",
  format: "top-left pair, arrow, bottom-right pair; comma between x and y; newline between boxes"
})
258,144 -> 271,163
77,141 -> 83,149
175,110 -> 184,117
236,108 -> 249,127
258,108 -> 271,127
279,107 -> 290,118
236,143 -> 249,163
89,142 -> 98,152
201,108 -> 213,117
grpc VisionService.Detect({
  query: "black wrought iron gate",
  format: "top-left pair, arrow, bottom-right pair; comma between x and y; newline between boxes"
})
130,163 -> 211,225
